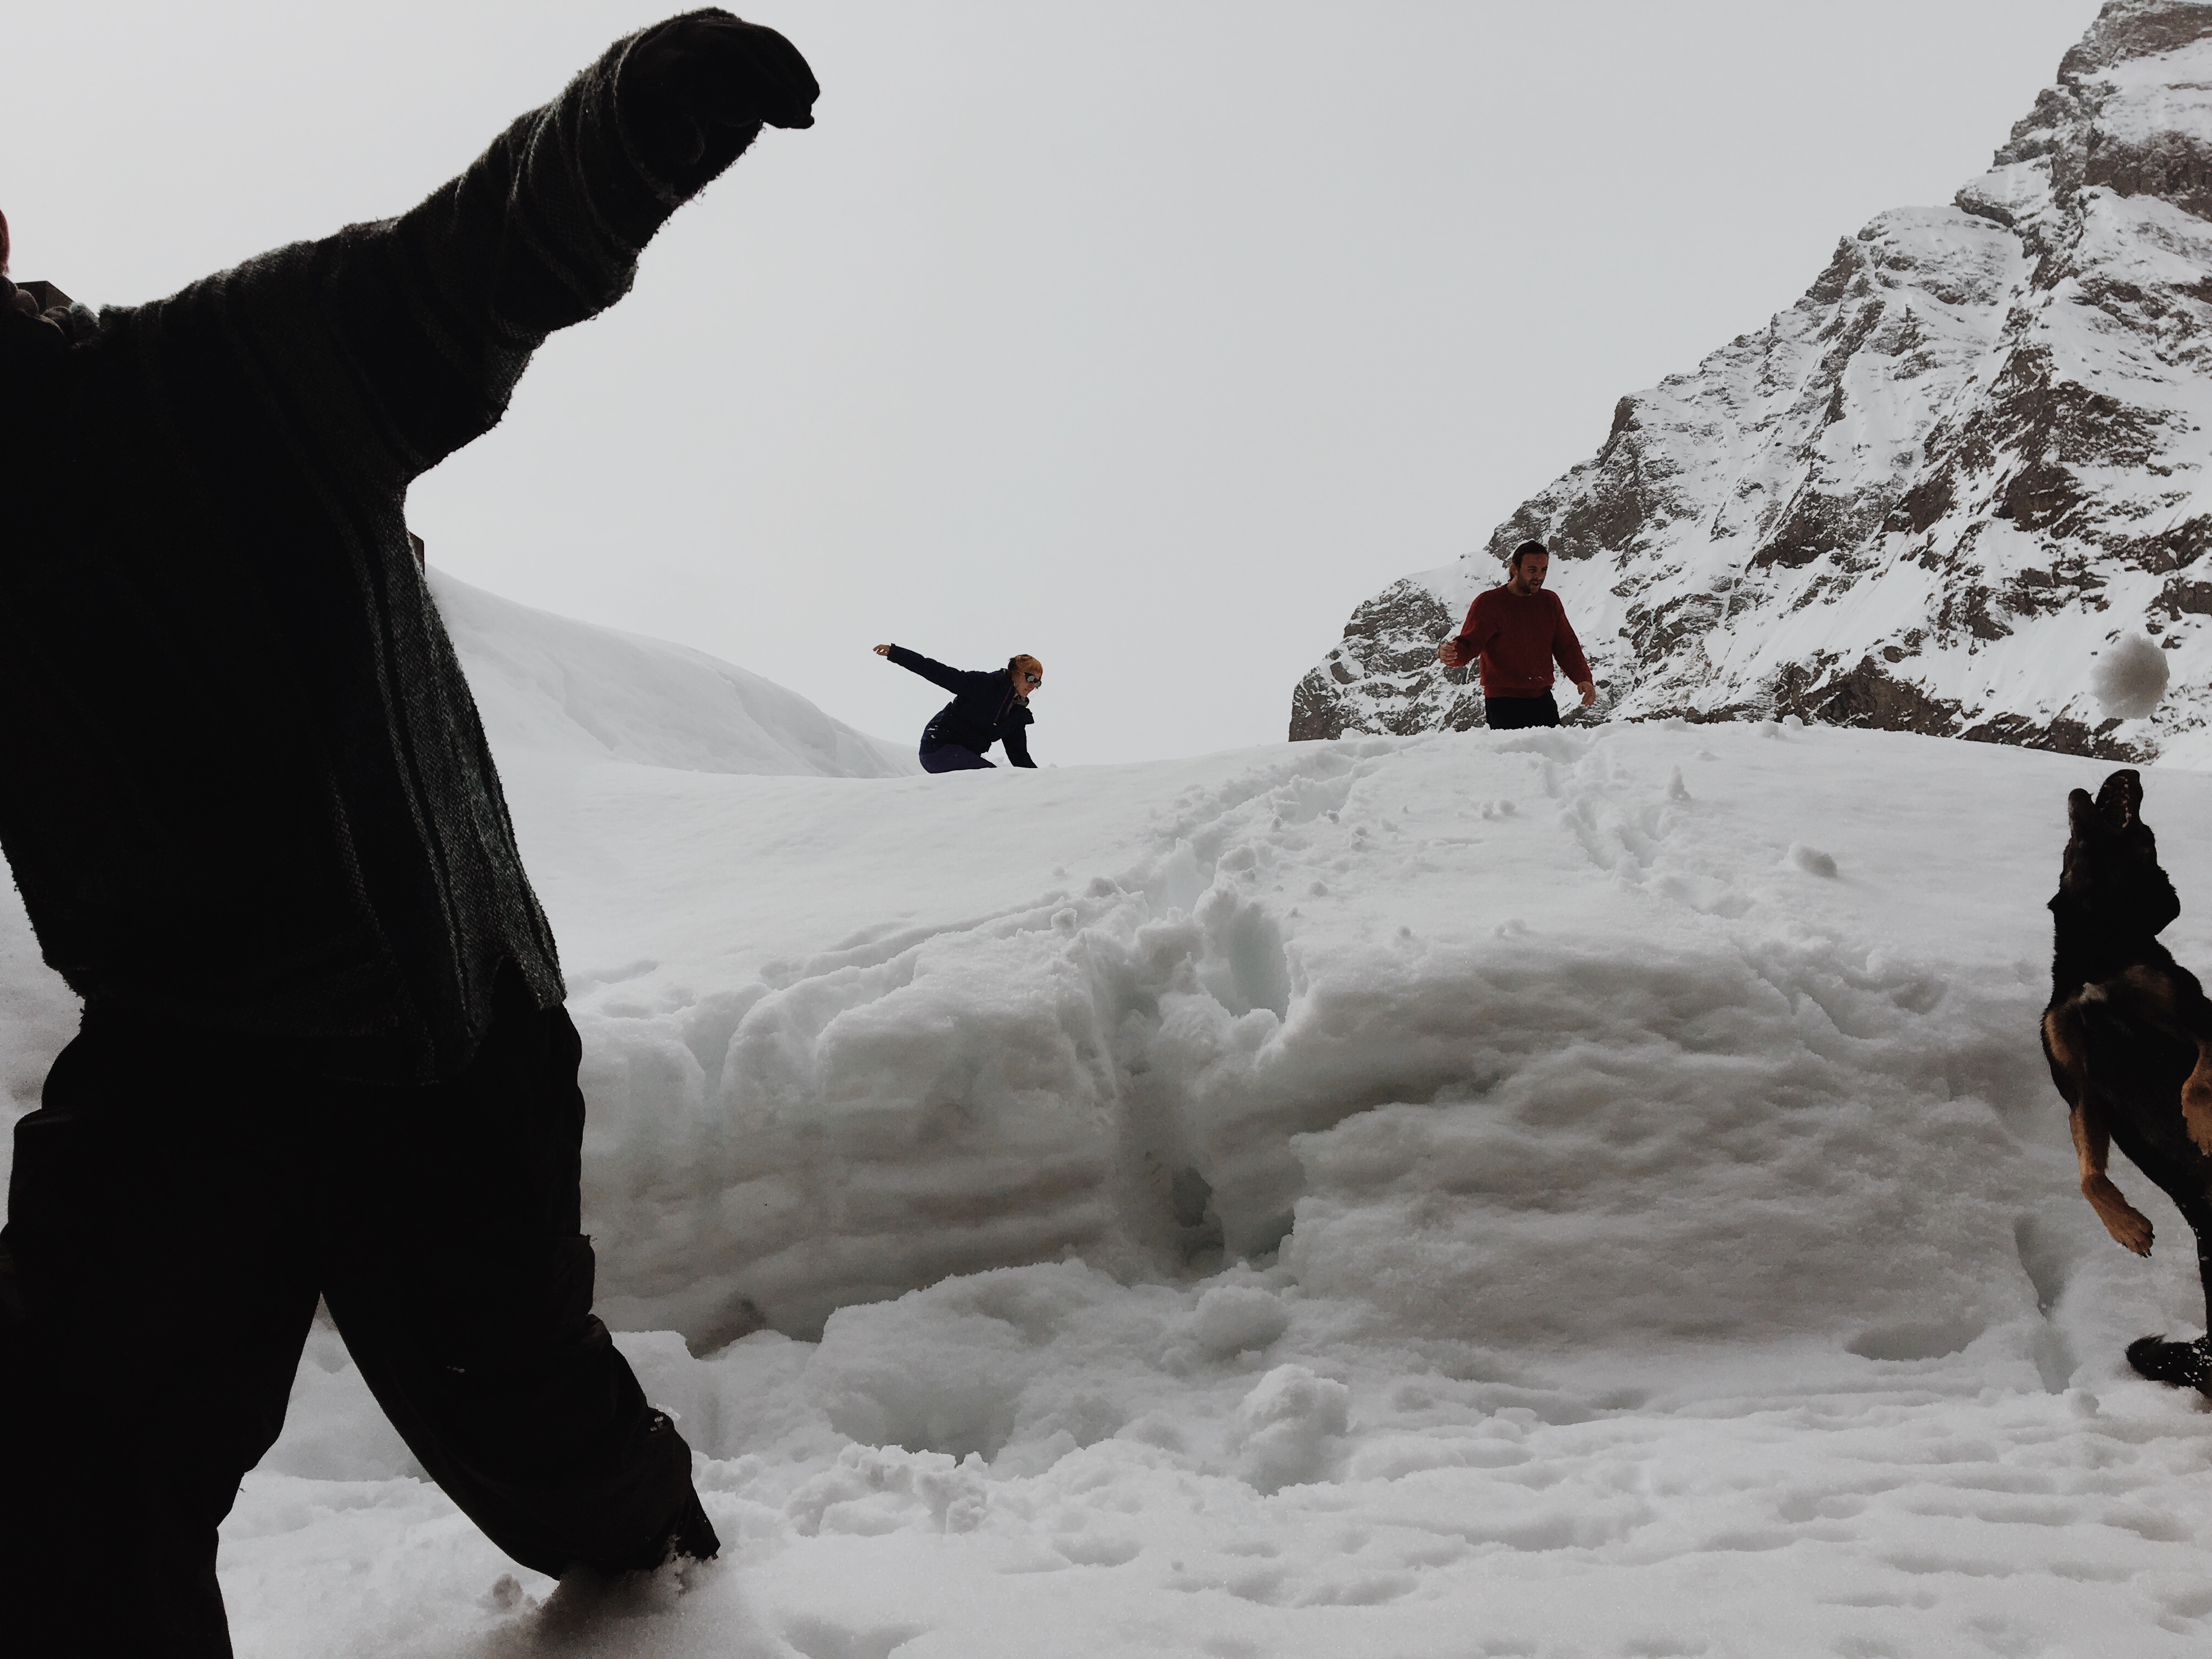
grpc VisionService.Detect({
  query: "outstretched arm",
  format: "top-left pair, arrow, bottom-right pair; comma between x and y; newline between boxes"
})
1002,724 -> 1036,769
879,645 -> 968,694
319,11 -> 816,478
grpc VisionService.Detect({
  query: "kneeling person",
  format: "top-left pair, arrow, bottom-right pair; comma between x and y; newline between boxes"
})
874,644 -> 1041,770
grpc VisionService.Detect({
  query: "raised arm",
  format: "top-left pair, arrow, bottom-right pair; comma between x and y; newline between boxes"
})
317,12 -> 816,478
881,645 -> 969,695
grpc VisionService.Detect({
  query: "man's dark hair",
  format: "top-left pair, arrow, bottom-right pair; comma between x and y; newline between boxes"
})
1509,539 -> 1548,568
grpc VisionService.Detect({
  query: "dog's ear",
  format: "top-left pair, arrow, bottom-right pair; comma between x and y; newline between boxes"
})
2097,769 -> 2144,830
2068,788 -> 2101,837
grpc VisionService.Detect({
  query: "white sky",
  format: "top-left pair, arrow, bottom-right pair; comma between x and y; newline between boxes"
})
4,1 -> 2097,764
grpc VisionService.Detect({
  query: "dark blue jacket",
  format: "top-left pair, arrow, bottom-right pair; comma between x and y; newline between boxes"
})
886,646 -> 1035,765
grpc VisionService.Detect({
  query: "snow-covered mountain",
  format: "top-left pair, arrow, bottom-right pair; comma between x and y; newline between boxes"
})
431,569 -> 912,778
1294,0 -> 2212,764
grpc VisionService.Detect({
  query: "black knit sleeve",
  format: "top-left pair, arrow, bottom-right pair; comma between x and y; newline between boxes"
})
1002,722 -> 1036,768
316,21 -> 729,477
885,646 -> 969,694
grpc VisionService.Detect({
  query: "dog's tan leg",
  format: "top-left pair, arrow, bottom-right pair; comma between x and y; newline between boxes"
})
2049,1003 -> 2156,1254
2072,1099 -> 2154,1256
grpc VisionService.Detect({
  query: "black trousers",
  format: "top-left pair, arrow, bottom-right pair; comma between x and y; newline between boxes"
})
0,985 -> 710,1657
1484,692 -> 1560,730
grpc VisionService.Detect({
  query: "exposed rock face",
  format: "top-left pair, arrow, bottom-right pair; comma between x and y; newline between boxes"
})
1295,1 -> 2212,765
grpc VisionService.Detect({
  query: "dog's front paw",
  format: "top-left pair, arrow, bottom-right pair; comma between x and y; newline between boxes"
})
2106,1206 -> 2156,1257
2086,1175 -> 2156,1255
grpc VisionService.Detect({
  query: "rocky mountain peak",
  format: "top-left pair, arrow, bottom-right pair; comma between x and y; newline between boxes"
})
2058,0 -> 2212,80
1294,0 -> 2212,766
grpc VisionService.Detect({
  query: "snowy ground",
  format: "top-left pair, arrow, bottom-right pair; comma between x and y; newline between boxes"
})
10,597 -> 2212,1654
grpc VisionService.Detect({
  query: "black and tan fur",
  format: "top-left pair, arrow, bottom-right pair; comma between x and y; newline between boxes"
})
2042,769 -> 2212,1391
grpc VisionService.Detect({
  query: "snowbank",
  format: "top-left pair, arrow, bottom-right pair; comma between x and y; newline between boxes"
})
217,715 -> 2212,1655
501,721 -> 2163,1364
430,569 -> 912,778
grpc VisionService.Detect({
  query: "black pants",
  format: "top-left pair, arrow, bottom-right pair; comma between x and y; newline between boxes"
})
0,985 -> 709,1657
1484,692 -> 1560,730
919,742 -> 994,772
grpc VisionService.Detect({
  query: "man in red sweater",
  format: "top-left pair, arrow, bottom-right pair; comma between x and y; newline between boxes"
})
1436,540 -> 1596,730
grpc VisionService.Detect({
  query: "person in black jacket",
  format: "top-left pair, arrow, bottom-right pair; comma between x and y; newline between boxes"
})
0,14 -> 816,1654
874,644 -> 1042,771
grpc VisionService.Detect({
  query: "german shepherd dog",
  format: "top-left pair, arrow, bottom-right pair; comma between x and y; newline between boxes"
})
2042,769 -> 2212,1391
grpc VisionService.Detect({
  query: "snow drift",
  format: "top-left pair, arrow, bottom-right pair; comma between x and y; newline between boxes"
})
228,715 -> 2212,1656
482,715 -> 2212,1374
431,569 -> 912,778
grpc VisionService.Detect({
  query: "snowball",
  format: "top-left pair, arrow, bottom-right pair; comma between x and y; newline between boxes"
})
2089,633 -> 2169,719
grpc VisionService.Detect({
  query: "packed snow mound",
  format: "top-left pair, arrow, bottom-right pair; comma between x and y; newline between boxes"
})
476,720 -> 2208,1359
428,569 -> 912,777
1296,0 -> 2212,767
194,719 -> 2212,1655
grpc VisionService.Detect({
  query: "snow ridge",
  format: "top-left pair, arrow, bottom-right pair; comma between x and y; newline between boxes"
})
431,569 -> 912,778
1294,0 -> 2212,765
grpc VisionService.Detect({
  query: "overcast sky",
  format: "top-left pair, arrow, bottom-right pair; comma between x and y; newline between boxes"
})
5,1 -> 2100,764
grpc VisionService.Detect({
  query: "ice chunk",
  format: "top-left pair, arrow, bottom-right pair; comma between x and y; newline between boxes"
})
1183,1285 -> 1291,1359
1233,1364 -> 1350,1494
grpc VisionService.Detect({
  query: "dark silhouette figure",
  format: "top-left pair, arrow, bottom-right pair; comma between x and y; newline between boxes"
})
0,13 -> 817,1654
2041,769 -> 2212,1393
875,643 -> 1042,771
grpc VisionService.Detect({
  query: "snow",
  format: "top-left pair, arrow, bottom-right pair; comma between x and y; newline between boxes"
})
430,569 -> 914,780
11,613 -> 2212,1651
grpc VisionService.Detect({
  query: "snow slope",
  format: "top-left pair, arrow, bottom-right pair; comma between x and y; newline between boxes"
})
431,569 -> 913,779
210,721 -> 2212,1654
1295,0 -> 2212,768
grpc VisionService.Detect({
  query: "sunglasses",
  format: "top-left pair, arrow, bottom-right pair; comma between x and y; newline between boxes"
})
1022,672 -> 1041,686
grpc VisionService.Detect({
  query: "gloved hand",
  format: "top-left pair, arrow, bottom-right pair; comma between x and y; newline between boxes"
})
7,285 -> 77,342
624,11 -> 818,183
